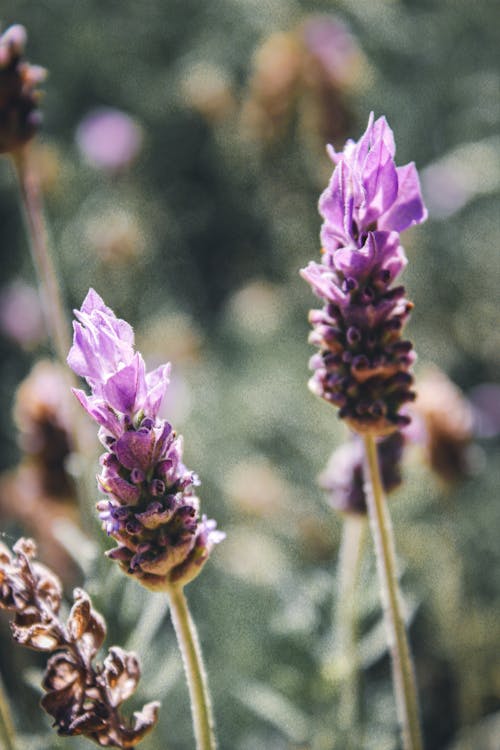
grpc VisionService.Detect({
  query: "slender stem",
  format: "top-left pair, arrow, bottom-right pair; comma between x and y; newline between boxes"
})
167,585 -> 217,750
11,144 -> 71,366
0,673 -> 17,750
362,434 -> 423,750
11,144 -> 96,531
334,515 -> 367,749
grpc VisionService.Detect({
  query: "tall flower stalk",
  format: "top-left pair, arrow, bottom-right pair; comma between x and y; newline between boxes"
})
12,145 -> 71,366
0,24 -> 96,529
67,289 -> 224,750
0,673 -> 17,750
0,24 -> 70,366
301,113 -> 427,749
319,431 -> 405,747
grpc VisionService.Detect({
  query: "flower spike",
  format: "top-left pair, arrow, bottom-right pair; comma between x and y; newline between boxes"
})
67,289 -> 224,590
301,113 -> 427,435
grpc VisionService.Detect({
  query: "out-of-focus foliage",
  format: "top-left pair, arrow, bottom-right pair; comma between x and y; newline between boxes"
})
0,1 -> 499,749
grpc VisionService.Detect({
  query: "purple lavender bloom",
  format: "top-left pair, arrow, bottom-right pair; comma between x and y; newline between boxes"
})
301,114 -> 427,435
318,432 -> 404,515
67,289 -> 223,590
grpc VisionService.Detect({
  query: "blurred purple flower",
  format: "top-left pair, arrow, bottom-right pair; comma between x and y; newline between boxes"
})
76,107 -> 142,171
0,279 -> 46,348
68,289 -> 223,590
301,15 -> 360,87
319,432 -> 404,515
468,383 -> 500,439
301,114 -> 427,435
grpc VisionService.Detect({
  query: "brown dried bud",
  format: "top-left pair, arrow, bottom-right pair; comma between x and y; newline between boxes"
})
0,538 -> 159,747
0,24 -> 46,153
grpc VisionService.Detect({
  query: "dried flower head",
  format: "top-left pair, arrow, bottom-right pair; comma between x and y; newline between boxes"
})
301,113 -> 427,435
67,289 -> 224,590
0,24 -> 46,154
319,431 -> 404,515
13,360 -> 77,498
0,537 -> 159,747
413,367 -> 475,484
240,30 -> 302,143
0,361 -> 83,583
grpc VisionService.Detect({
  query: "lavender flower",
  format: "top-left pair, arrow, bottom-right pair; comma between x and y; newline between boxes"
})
301,113 -> 427,435
0,24 -> 46,153
67,289 -> 224,590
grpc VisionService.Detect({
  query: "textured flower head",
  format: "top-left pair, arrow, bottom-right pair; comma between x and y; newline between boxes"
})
301,114 -> 427,435
68,289 -> 223,589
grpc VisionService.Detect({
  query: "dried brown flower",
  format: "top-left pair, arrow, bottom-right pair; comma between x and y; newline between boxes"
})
13,360 -> 77,499
0,538 -> 159,747
0,361 -> 83,583
0,24 -> 46,154
413,367 -> 475,484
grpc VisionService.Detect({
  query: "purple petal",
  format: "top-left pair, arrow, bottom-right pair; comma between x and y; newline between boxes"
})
372,231 -> 408,279
72,389 -> 122,434
67,322 -> 102,380
334,234 -> 376,277
101,353 -> 146,414
371,115 -> 396,158
378,162 -> 428,232
300,262 -> 347,305
152,420 -> 174,462
361,140 -> 398,227
318,164 -> 347,244
99,474 -> 141,504
349,111 -> 375,166
114,429 -> 155,472
80,287 -> 109,315
144,363 -> 171,419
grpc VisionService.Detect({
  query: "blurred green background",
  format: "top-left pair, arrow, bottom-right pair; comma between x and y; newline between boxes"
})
0,1 -> 499,748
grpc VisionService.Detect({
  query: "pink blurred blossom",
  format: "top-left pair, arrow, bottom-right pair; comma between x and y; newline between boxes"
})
76,107 -> 142,171
0,280 -> 46,348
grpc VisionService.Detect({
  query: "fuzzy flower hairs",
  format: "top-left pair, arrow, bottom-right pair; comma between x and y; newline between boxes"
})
67,289 -> 224,591
301,112 -> 427,436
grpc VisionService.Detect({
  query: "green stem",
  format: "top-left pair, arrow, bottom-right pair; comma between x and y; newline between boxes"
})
334,514 -> 367,749
363,434 -> 423,750
11,145 -> 71,366
167,585 -> 217,750
11,144 -> 95,532
0,673 -> 17,750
